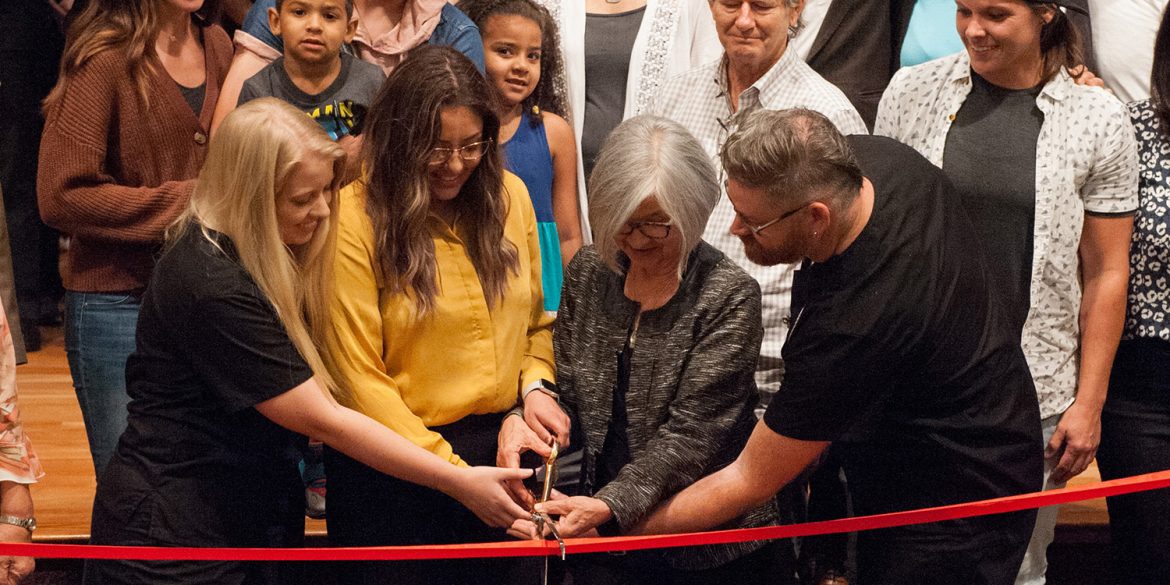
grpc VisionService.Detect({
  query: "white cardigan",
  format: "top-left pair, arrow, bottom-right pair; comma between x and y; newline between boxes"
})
539,0 -> 722,240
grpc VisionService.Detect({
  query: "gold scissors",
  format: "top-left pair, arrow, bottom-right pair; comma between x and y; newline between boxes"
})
532,439 -> 565,585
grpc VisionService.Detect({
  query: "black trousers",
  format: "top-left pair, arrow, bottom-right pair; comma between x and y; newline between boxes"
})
569,540 -> 790,585
857,511 -> 1035,585
325,413 -> 518,585
0,7 -> 64,326
1097,338 -> 1170,584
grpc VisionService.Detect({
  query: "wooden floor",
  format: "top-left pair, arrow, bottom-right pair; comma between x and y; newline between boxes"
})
16,325 -> 1106,542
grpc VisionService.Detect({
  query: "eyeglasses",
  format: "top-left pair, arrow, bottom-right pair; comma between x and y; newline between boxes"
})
618,220 -> 673,240
427,140 -> 491,166
738,201 -> 811,236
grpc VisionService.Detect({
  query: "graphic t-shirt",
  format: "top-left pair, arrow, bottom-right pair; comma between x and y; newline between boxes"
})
239,53 -> 386,139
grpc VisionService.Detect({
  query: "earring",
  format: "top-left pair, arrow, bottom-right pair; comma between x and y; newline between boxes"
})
787,25 -> 798,38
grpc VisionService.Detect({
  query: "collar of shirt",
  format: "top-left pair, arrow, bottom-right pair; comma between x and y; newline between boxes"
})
944,50 -> 1075,105
713,48 -> 803,116
350,0 -> 445,59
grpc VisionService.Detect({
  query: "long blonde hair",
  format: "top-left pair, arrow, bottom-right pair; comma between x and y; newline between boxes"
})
44,0 -> 218,109
172,98 -> 344,395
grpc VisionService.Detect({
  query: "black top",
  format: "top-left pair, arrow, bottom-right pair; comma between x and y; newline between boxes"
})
943,71 -> 1042,335
765,136 -> 1042,517
92,225 -> 312,554
582,6 -> 645,180
178,82 -> 207,116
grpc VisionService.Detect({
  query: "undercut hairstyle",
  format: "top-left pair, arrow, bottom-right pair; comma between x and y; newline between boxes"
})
1030,2 -> 1086,84
275,0 -> 356,19
459,0 -> 568,124
44,0 -> 221,109
589,115 -> 720,277
1152,2 -> 1170,131
361,45 -> 518,318
721,108 -> 863,211
173,98 -> 345,396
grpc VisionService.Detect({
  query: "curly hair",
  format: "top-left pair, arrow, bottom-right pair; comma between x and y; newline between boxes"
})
459,0 -> 568,126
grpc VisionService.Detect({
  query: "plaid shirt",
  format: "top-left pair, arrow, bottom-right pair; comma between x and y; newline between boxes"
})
651,48 -> 867,400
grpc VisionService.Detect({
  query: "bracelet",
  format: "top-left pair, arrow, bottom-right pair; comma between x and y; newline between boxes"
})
0,515 -> 35,533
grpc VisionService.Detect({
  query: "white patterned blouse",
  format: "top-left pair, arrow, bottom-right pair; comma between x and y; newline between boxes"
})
875,51 -> 1140,418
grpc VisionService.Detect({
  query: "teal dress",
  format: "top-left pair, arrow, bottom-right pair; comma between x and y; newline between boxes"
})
503,109 -> 563,312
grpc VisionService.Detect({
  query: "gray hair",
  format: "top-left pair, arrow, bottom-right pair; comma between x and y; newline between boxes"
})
588,115 -> 720,276
720,108 -> 863,211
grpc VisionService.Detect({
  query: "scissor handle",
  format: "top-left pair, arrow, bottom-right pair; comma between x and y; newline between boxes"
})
539,439 -> 559,503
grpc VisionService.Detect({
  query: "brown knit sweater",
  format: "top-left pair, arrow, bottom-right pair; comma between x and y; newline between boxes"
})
37,24 -> 232,293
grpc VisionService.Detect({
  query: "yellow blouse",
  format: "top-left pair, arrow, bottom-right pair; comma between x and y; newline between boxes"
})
329,172 -> 555,466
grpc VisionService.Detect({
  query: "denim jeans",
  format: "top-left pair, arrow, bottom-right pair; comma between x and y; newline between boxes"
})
65,291 -> 140,477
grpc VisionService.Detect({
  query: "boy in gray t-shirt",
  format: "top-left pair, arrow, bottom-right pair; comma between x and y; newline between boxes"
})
238,0 -> 385,180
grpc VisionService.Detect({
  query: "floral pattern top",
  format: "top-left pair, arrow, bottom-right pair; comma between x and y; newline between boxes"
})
1125,100 -> 1170,342
0,301 -> 41,484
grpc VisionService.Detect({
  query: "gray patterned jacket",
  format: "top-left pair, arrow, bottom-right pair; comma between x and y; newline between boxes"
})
555,242 -> 778,570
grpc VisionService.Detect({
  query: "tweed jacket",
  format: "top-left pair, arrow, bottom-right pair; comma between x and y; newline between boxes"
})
555,242 -> 777,570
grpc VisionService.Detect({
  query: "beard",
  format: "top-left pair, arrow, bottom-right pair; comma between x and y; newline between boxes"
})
740,235 -> 802,266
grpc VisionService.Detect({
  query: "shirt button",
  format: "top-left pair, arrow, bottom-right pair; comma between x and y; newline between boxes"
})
194,132 -> 207,145
948,114 -> 957,122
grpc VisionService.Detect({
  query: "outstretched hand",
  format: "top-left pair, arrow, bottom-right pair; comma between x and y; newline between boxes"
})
447,466 -> 535,528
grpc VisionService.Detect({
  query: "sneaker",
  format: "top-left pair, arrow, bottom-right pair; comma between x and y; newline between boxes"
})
305,477 -> 326,519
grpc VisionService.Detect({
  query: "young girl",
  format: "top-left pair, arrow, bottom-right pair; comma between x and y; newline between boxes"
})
86,98 -> 531,585
462,0 -> 582,312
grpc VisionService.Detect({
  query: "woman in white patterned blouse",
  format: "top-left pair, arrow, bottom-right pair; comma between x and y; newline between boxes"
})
874,1 -> 1139,583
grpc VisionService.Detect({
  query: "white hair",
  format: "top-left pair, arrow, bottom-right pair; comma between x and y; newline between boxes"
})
588,115 -> 720,276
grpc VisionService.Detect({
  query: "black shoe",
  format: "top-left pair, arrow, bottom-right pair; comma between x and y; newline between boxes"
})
21,324 -> 41,353
38,296 -> 63,326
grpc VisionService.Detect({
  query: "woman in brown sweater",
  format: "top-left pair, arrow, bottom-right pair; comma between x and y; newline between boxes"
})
37,0 -> 232,477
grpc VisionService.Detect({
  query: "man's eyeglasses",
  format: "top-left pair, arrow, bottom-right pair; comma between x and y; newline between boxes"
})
427,140 -> 491,166
738,201 -> 812,236
618,220 -> 673,240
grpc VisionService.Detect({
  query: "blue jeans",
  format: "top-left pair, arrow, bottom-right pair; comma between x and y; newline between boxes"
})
65,291 -> 140,477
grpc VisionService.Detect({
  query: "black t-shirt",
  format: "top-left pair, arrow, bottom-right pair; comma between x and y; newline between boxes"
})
764,136 -> 1042,518
92,225 -> 313,552
943,71 -> 1043,335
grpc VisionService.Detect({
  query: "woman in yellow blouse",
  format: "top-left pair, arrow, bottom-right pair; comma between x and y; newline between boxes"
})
323,45 -> 566,585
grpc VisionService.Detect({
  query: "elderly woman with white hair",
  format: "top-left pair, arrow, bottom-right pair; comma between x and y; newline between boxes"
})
515,114 -> 788,584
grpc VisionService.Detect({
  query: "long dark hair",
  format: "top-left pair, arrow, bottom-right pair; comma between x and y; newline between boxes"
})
361,45 -> 518,317
459,0 -> 568,125
1033,3 -> 1085,85
1152,3 -> 1170,130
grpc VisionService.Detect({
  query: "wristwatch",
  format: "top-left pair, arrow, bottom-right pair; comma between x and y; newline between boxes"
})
520,378 -> 560,403
0,515 -> 35,533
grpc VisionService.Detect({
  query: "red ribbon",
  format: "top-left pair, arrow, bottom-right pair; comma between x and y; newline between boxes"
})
8,470 -> 1169,561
